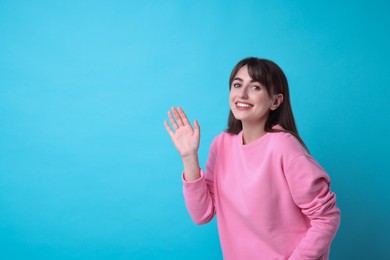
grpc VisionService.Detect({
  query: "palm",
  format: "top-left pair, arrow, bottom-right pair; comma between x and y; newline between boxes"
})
164,107 -> 200,157
171,124 -> 199,156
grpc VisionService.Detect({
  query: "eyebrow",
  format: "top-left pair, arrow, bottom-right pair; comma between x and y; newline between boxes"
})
232,77 -> 257,83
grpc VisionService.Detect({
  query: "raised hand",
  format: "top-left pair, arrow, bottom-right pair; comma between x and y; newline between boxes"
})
164,107 -> 200,158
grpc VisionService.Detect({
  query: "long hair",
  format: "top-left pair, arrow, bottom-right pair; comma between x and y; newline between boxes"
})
226,57 -> 308,151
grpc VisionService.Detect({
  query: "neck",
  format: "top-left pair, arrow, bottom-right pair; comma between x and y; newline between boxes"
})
241,121 -> 267,144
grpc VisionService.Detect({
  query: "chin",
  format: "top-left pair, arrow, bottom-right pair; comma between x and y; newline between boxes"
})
231,113 -> 246,121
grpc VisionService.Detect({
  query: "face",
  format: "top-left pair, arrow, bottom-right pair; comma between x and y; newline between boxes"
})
229,65 -> 278,126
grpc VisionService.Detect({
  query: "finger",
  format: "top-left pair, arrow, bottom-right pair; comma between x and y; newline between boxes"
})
178,107 -> 191,126
168,111 -> 179,130
172,107 -> 184,127
164,120 -> 174,137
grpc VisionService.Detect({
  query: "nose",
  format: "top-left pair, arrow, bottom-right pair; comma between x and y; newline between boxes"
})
238,85 -> 249,99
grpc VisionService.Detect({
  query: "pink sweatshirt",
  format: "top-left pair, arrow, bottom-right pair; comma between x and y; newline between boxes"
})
183,128 -> 340,260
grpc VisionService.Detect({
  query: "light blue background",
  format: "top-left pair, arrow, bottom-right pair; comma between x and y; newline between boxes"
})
1,0 -> 389,259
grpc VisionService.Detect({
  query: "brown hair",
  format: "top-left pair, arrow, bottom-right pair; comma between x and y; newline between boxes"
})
226,57 -> 308,151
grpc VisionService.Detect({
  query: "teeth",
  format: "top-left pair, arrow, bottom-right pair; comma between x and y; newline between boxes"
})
237,102 -> 251,108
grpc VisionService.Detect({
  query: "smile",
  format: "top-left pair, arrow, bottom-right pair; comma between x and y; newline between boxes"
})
236,102 -> 253,108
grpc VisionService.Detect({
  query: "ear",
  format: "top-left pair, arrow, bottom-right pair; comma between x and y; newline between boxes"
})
270,94 -> 284,111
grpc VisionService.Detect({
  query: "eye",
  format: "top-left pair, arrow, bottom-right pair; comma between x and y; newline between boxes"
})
251,85 -> 261,91
232,83 -> 241,88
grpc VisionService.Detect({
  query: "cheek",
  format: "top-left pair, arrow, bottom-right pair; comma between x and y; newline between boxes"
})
229,92 -> 236,109
229,94 -> 234,106
256,93 -> 272,104
229,90 -> 234,100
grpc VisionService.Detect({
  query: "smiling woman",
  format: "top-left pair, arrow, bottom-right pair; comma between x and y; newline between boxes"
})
164,57 -> 340,260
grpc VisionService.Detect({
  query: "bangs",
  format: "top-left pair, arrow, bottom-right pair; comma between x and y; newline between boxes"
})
246,60 -> 270,89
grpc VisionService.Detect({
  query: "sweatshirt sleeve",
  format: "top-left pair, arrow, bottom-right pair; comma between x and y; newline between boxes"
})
182,139 -> 217,224
285,155 -> 340,260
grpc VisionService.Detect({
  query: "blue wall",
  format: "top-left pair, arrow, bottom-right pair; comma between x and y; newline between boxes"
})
1,0 -> 389,259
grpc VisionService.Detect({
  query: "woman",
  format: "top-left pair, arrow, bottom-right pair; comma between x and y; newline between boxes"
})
164,57 -> 340,260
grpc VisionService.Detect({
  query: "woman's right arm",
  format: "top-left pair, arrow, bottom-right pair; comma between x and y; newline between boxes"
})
164,107 -> 216,224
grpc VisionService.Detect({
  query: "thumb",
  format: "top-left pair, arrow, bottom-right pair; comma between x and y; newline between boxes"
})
193,120 -> 200,135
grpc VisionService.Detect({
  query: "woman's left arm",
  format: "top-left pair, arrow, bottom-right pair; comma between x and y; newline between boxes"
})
285,155 -> 341,260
